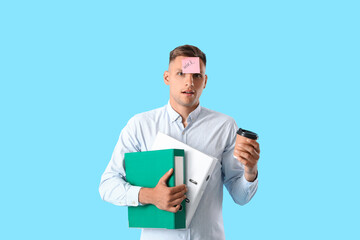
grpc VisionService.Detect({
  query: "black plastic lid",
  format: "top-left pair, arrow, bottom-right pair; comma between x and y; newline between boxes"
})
237,128 -> 258,140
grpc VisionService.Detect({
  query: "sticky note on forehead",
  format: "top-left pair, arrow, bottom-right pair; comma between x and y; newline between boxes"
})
182,57 -> 200,73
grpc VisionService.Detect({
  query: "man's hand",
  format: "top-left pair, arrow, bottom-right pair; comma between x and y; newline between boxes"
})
139,168 -> 187,213
234,137 -> 260,182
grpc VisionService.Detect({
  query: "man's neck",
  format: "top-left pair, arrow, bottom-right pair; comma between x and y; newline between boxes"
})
169,100 -> 199,127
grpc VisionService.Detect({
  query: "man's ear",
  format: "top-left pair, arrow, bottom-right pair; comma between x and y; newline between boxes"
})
203,74 -> 208,89
163,71 -> 170,85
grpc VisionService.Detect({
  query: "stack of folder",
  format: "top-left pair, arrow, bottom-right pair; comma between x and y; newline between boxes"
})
125,132 -> 217,229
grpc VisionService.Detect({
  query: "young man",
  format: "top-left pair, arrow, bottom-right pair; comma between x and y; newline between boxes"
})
99,45 -> 260,240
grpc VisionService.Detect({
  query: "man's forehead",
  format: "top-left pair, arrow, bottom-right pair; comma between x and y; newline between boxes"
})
170,56 -> 205,73
182,57 -> 200,74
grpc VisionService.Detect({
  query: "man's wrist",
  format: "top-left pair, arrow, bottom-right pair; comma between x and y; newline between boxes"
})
138,187 -> 153,205
244,166 -> 258,182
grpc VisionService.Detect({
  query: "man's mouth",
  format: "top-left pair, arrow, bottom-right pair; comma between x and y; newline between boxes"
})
182,90 -> 195,95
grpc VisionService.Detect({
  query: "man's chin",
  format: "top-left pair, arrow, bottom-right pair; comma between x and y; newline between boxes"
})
171,97 -> 199,109
180,100 -> 199,108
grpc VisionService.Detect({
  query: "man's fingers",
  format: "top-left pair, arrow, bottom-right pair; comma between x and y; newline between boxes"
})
167,204 -> 181,213
235,144 -> 260,162
168,189 -> 187,202
235,150 -> 253,162
159,168 -> 173,185
237,156 -> 248,166
246,139 -> 260,153
235,145 -> 255,158
236,143 -> 260,156
170,195 -> 187,207
238,155 -> 258,168
169,184 -> 187,194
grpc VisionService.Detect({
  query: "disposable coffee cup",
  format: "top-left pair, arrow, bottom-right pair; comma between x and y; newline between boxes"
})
234,128 -> 258,158
236,128 -> 258,140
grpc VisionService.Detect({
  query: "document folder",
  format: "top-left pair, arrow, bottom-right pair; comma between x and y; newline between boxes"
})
125,149 -> 186,229
151,132 -> 218,228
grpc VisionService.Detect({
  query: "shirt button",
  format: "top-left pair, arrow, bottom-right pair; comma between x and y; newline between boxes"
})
182,131 -> 185,135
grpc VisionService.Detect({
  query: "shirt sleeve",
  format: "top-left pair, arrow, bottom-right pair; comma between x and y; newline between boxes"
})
221,119 -> 258,206
98,117 -> 143,206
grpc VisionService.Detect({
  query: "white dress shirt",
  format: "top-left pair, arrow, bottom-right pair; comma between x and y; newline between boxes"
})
99,102 -> 258,240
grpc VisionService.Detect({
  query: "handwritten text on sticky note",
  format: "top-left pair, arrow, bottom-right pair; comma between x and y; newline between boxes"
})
182,57 -> 200,73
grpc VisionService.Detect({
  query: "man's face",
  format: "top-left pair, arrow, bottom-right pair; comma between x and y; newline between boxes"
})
164,56 -> 207,111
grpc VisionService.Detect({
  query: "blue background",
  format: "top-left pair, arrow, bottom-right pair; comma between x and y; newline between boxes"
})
1,1 -> 359,239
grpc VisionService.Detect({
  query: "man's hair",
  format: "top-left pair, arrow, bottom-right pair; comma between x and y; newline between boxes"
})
169,45 -> 206,66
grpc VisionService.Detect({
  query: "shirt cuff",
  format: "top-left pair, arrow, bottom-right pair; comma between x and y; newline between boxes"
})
126,185 -> 142,206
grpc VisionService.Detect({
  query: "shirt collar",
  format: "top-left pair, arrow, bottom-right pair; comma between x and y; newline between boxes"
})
166,101 -> 181,122
166,101 -> 202,123
188,103 -> 202,123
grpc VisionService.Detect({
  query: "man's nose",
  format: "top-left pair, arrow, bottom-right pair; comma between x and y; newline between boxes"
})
185,74 -> 194,87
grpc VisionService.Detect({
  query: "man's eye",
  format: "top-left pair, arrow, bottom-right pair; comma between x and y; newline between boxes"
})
177,72 -> 183,76
194,74 -> 202,78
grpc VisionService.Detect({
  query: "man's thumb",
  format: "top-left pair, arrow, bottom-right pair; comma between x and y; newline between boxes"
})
159,168 -> 173,185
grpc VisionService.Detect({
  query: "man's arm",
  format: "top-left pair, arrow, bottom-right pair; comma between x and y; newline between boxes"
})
99,117 -> 142,206
99,117 -> 187,211
222,120 -> 259,205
